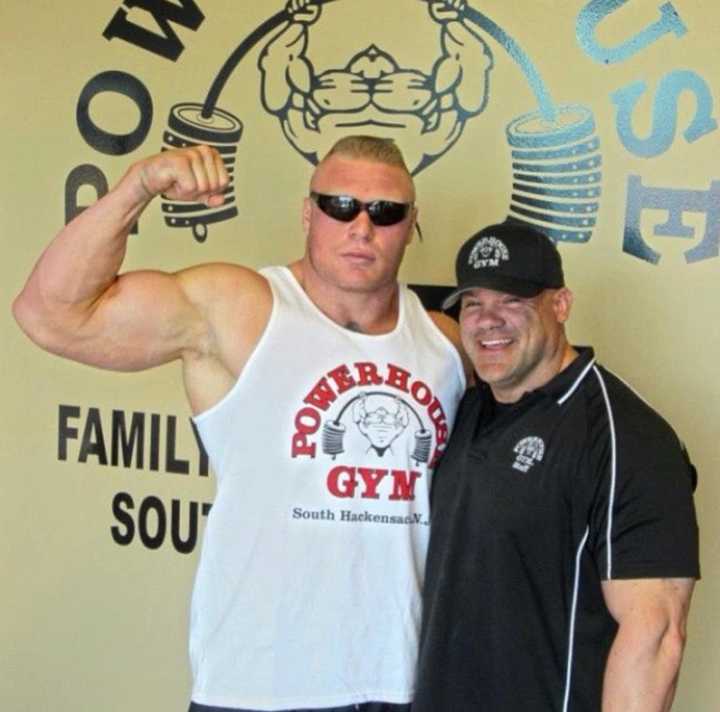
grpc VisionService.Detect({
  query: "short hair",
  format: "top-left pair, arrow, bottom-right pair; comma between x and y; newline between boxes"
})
322,135 -> 410,173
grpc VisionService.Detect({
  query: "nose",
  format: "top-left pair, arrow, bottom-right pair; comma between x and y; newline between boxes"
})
461,303 -> 506,331
347,208 -> 374,241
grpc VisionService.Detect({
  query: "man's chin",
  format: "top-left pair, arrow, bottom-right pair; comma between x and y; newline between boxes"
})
473,357 -> 512,383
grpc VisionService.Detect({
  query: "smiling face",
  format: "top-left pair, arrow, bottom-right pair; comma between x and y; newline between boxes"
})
459,286 -> 574,402
301,154 -> 416,295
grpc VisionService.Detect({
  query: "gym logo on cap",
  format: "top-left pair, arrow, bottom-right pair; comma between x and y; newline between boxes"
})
469,237 -> 510,269
512,436 -> 545,473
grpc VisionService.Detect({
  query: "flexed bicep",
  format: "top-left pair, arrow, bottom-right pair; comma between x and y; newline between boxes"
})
12,147 -> 231,371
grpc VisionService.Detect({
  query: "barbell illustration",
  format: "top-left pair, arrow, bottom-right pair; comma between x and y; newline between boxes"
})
321,391 -> 433,465
161,0 -> 601,243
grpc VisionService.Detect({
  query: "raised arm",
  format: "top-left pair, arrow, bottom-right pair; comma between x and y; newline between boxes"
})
13,146 -> 234,371
601,577 -> 695,712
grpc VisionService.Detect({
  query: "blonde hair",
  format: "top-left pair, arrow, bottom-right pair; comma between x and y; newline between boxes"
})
322,135 -> 410,173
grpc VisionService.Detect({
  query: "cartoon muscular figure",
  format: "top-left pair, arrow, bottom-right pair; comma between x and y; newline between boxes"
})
259,0 -> 494,172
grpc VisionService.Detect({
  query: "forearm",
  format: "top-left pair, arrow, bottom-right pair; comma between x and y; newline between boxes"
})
602,621 -> 686,712
16,162 -> 151,317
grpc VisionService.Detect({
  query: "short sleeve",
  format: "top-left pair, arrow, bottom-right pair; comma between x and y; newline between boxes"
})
585,374 -> 700,581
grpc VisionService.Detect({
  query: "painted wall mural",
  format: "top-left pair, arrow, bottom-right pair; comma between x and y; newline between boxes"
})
2,2 -> 717,710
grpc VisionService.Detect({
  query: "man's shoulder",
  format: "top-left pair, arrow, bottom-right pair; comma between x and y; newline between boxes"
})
585,361 -> 684,453
178,262 -> 271,301
425,309 -> 472,381
426,309 -> 458,338
176,262 -> 274,343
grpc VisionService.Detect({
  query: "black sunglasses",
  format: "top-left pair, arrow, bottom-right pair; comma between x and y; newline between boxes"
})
310,191 -> 412,227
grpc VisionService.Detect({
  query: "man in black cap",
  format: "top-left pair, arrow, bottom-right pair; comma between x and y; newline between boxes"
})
413,222 -> 700,712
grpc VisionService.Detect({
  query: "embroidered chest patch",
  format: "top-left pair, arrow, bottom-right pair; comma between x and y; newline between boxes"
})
512,436 -> 545,473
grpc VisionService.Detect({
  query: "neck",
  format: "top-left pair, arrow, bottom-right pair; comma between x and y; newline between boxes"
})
289,260 -> 400,335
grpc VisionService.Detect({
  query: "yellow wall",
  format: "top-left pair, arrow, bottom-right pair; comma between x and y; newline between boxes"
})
2,2 -> 717,709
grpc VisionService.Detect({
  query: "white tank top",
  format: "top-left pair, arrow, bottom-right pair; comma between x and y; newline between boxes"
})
190,266 -> 465,710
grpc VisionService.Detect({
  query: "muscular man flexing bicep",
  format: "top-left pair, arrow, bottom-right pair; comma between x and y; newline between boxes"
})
13,146 -> 272,414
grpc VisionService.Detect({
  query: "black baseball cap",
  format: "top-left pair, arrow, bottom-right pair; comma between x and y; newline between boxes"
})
442,222 -> 565,309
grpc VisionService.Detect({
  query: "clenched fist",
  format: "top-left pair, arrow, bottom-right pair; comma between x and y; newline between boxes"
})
133,145 -> 230,208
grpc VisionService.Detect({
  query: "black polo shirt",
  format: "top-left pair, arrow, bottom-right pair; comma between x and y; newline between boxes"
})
414,347 -> 699,712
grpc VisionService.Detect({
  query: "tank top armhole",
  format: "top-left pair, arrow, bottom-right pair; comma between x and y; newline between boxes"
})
193,269 -> 280,424
405,288 -> 467,391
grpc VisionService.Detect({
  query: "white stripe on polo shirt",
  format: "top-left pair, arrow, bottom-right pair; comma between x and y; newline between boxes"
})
592,366 -> 618,579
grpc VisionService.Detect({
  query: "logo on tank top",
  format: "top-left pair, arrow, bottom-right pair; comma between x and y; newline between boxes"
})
347,393 -> 415,457
512,436 -> 545,473
290,361 -> 449,502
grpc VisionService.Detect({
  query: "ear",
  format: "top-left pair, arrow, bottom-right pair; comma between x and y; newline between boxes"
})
552,287 -> 574,324
408,205 -> 419,245
302,196 -> 312,235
